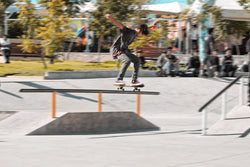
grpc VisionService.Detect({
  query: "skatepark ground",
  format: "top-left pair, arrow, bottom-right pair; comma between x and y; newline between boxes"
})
0,76 -> 249,167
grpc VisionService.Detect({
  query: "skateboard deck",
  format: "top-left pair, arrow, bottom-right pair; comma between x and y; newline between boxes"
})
113,84 -> 144,91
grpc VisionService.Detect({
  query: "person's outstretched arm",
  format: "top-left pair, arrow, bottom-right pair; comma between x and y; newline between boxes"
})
106,14 -> 124,30
148,20 -> 159,29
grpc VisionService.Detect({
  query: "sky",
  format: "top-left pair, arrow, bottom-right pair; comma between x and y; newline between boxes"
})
31,0 -> 188,5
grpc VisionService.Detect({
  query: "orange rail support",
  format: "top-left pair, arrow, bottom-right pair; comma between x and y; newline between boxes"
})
51,92 -> 56,118
20,89 -> 160,117
136,94 -> 141,115
98,92 -> 102,112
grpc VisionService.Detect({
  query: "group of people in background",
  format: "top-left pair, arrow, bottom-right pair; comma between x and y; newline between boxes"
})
156,27 -> 250,78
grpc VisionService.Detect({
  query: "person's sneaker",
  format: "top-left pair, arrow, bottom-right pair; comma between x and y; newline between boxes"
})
113,80 -> 125,86
130,80 -> 144,87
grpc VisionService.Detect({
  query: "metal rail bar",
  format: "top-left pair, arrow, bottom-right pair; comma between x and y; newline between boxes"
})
198,75 -> 243,112
20,89 -> 160,118
20,89 -> 160,95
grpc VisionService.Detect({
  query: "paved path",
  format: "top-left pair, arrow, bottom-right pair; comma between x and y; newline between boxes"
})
0,76 -> 249,167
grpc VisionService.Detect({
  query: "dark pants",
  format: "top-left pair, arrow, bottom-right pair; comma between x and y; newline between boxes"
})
117,52 -> 139,82
222,64 -> 237,77
192,39 -> 198,50
1,49 -> 10,63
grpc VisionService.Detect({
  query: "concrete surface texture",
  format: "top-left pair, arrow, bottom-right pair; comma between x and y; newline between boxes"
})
0,111 -> 16,121
0,76 -> 249,167
207,105 -> 250,136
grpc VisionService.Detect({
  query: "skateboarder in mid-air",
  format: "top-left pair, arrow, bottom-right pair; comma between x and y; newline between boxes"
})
106,14 -> 158,87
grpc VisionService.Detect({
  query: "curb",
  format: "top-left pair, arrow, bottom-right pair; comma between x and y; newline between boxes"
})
44,70 -> 158,79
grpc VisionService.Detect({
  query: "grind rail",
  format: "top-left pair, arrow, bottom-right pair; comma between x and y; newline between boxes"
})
20,89 -> 160,118
198,75 -> 246,135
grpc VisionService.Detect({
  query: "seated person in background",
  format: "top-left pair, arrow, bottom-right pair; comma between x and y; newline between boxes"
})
157,47 -> 180,76
156,50 -> 166,69
0,35 -> 11,63
186,50 -> 200,77
208,50 -> 220,77
221,48 -> 237,77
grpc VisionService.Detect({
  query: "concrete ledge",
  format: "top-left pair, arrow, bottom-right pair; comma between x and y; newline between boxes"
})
45,70 -> 157,79
235,72 -> 249,77
28,112 -> 160,135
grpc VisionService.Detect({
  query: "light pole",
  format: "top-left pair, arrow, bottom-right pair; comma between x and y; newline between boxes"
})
4,11 -> 12,35
84,12 -> 90,52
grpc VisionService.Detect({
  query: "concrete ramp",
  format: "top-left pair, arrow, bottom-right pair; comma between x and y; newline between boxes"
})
28,112 -> 159,135
207,105 -> 250,137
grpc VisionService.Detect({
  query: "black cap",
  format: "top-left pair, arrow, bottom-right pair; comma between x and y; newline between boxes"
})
167,47 -> 173,50
225,48 -> 232,52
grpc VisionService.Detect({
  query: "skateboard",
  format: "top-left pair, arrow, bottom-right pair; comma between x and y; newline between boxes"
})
114,84 -> 144,91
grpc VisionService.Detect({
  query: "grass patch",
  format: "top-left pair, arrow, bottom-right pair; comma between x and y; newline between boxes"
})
0,60 -> 136,76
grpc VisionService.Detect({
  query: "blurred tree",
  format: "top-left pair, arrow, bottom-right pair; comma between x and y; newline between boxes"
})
8,21 -> 24,38
36,0 -> 72,56
129,20 -> 172,49
238,0 -> 250,12
17,0 -> 37,38
0,0 -> 14,7
39,0 -> 90,17
89,0 -> 151,52
129,29 -> 161,49
211,6 -> 249,41
17,0 -> 38,53
195,2 -> 249,42
0,0 -> 15,35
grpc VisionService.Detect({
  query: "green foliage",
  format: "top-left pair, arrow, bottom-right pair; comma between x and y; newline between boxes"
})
129,29 -> 162,49
17,0 -> 73,55
194,2 -> 249,41
39,0 -> 89,17
89,0 -> 151,38
17,0 -> 37,38
158,20 -> 174,47
8,21 -> 24,38
195,1 -> 215,30
0,2 -> 5,33
129,35 -> 148,49
211,6 -> 249,40
17,0 -> 40,53
129,20 -> 174,49
238,0 -> 250,12
18,38 -> 38,53
36,0 -> 72,56
63,0 -> 90,17
0,0 -> 15,7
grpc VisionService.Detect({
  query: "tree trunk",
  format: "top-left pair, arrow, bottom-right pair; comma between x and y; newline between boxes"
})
66,37 -> 78,60
41,46 -> 47,69
97,36 -> 102,65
